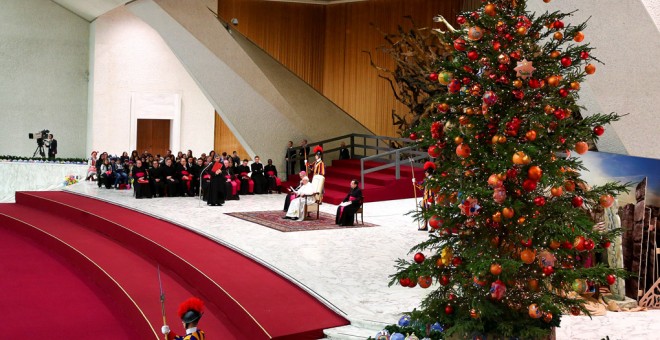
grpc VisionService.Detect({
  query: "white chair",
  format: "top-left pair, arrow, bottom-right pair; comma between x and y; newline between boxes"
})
302,175 -> 325,221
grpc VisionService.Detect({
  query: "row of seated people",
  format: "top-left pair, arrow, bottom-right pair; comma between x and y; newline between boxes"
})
93,153 -> 280,203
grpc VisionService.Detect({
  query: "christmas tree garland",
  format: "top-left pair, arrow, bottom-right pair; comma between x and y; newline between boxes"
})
378,1 -> 628,339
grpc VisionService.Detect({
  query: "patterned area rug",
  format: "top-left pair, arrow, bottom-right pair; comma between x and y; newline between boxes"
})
225,210 -> 377,232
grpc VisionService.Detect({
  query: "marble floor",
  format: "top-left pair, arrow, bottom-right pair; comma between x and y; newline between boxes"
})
63,182 -> 660,339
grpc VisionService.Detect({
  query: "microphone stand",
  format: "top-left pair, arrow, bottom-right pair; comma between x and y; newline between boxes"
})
198,162 -> 213,207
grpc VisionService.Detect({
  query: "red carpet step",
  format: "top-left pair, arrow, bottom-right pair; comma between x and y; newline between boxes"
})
284,159 -> 424,205
0,226 -> 139,339
0,191 -> 348,339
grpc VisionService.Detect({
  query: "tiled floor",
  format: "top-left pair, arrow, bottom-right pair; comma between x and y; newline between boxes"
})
63,182 -> 660,339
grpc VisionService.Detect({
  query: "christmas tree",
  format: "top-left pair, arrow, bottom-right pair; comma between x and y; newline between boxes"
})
384,0 -> 628,339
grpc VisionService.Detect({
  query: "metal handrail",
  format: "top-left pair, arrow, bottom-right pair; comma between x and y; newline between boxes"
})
360,147 -> 427,189
284,133 -> 428,188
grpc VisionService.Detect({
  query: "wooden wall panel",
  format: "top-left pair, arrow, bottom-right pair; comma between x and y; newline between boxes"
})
214,112 -> 250,160
218,0 -> 462,137
218,0 -> 325,91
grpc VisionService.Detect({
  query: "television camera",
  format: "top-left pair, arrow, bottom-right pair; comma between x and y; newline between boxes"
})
28,129 -> 50,158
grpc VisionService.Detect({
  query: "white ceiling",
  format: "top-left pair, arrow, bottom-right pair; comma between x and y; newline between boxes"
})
53,0 -> 367,22
52,0 -> 127,21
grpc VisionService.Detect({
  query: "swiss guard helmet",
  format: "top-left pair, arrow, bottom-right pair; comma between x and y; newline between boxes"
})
178,297 -> 204,324
424,161 -> 436,176
313,145 -> 323,157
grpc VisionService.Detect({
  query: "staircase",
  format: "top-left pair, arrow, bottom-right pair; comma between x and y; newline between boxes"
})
285,159 -> 425,205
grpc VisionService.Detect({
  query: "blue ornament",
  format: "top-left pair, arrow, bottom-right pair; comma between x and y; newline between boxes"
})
398,315 -> 411,327
430,322 -> 444,333
391,333 -> 405,340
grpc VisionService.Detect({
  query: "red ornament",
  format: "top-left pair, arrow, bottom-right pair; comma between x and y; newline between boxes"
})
448,79 -> 462,93
506,168 -> 518,180
575,141 -> 589,154
439,275 -> 450,286
445,305 -> 454,315
490,263 -> 503,276
554,108 -> 566,120
462,77 -> 472,85
467,50 -> 479,61
543,266 -> 555,276
523,179 -> 538,191
559,88 -> 569,97
429,73 -> 439,81
520,238 -> 533,247
528,165 -> 543,180
470,12 -> 480,20
428,145 -> 441,158
528,78 -> 541,88
562,240 -> 574,250
493,41 -> 501,51
457,15 -> 466,25
580,51 -> 590,59
561,56 -> 572,67
572,196 -> 584,208
454,38 -> 467,51
456,143 -> 471,158
399,277 -> 411,286
584,239 -> 595,251
505,33 -> 513,41
498,64 -> 508,72
594,125 -> 605,136
490,280 -> 507,300
553,20 -> 564,29
510,51 -> 521,60
407,279 -> 417,288
606,274 -> 616,285
414,252 -> 425,264
534,196 -> 546,207
574,236 -> 586,251
429,215 -> 442,229
418,276 -> 433,288
512,90 -> 525,100
409,132 -> 418,140
603,240 -> 612,248
452,256 -> 463,267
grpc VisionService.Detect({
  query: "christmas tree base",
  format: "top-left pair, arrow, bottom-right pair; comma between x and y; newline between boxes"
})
446,327 -> 556,340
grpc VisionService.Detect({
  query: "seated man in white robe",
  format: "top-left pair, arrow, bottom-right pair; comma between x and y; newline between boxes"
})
283,176 -> 315,220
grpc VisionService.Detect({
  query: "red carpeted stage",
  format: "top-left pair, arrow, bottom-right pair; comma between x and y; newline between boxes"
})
284,159 -> 425,205
0,191 -> 348,338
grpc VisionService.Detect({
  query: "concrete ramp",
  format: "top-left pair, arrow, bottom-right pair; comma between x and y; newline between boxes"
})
126,0 -> 371,162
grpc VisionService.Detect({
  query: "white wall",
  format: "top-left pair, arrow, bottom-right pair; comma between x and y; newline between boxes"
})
527,0 -> 660,159
0,0 -> 88,158
89,6 -> 214,157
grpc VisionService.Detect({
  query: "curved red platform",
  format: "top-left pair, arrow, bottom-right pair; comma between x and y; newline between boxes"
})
0,191 -> 348,339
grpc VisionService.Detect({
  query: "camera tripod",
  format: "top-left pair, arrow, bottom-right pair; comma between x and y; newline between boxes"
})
32,144 -> 46,158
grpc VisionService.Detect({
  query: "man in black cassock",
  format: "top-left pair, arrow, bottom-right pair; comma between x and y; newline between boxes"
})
335,179 -> 363,226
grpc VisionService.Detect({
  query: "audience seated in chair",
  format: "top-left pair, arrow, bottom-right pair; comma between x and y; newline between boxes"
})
335,179 -> 362,226
302,174 -> 325,221
283,176 -> 316,220
264,159 -> 281,194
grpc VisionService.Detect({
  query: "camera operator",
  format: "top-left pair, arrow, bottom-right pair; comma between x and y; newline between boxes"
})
46,133 -> 57,160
